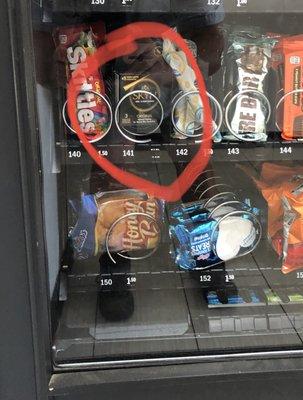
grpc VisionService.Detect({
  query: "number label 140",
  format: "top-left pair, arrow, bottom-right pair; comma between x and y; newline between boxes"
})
68,150 -> 81,158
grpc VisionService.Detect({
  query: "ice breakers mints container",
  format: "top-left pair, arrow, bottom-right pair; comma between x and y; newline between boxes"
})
169,199 -> 262,270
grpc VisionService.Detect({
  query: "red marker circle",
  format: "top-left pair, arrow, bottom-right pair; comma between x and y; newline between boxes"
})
67,22 -> 213,202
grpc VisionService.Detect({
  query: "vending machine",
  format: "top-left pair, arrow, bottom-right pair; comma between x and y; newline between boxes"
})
3,0 -> 303,399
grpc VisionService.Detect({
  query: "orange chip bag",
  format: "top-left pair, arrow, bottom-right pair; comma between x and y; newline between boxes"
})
281,185 -> 303,273
248,163 -> 303,274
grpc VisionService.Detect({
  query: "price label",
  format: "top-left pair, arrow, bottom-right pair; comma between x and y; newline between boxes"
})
151,147 -> 161,160
236,0 -> 248,7
225,274 -> 235,282
121,0 -> 133,5
127,276 -> 137,285
201,148 -> 214,158
98,148 -> 109,157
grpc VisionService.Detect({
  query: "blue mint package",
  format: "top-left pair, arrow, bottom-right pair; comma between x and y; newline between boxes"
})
170,217 -> 219,270
169,200 -> 261,270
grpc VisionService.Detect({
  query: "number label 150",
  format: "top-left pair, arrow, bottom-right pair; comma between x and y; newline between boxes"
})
91,0 -> 105,5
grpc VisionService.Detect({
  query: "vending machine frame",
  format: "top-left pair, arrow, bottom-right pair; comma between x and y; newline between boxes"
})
3,0 -> 303,399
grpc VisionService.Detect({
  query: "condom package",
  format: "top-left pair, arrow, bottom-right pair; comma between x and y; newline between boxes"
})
114,40 -> 175,140
69,190 -> 164,260
53,23 -> 110,142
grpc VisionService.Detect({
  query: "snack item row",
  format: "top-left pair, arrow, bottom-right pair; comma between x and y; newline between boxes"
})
68,164 -> 303,278
68,170 -> 262,271
54,22 -> 303,144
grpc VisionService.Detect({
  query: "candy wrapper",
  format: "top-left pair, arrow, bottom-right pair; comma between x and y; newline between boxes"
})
224,28 -> 276,141
169,199 -> 260,270
53,23 -> 110,142
69,190 -> 164,260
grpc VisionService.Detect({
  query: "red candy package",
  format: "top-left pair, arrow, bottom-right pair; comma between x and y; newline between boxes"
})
54,23 -> 111,142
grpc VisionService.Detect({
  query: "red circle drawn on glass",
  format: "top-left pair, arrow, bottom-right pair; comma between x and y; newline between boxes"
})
67,22 -> 213,202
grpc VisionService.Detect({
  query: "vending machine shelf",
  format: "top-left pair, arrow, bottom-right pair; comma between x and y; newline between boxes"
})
53,282 -> 303,365
63,139 -> 303,165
